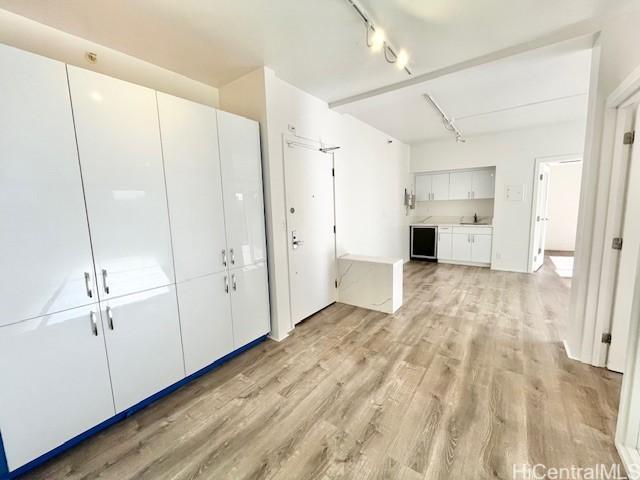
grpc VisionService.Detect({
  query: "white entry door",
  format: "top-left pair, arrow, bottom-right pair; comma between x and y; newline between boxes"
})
532,164 -> 551,271
284,142 -> 337,324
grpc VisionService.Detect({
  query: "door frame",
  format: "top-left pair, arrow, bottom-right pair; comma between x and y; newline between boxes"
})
281,133 -> 338,328
527,154 -> 582,273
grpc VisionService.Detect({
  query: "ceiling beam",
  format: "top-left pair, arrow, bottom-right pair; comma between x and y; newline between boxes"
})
329,18 -> 600,109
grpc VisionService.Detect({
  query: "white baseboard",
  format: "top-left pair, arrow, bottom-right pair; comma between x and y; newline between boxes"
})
563,339 -> 580,362
268,331 -> 289,342
437,260 -> 490,268
617,442 -> 640,479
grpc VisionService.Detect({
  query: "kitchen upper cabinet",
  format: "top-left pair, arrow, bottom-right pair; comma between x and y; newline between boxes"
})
0,44 -> 97,326
229,262 -> 270,348
157,93 -> 228,281
177,272 -> 234,376
449,172 -> 473,200
437,231 -> 453,260
415,173 -> 449,201
217,111 -> 266,269
67,66 -> 174,299
452,233 -> 472,262
101,285 -> 184,412
472,170 -> 495,199
471,234 -> 493,263
415,175 -> 431,201
0,305 -> 115,470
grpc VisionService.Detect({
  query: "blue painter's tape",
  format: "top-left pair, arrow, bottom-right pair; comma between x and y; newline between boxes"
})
0,335 -> 267,480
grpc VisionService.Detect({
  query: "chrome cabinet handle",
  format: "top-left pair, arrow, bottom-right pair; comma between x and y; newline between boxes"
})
90,311 -> 98,336
84,272 -> 93,299
102,269 -> 110,294
230,248 -> 235,265
224,275 -> 229,293
106,306 -> 114,330
232,274 -> 237,291
222,249 -> 227,267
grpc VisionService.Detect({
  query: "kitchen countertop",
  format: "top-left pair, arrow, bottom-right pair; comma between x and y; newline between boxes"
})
410,215 -> 493,227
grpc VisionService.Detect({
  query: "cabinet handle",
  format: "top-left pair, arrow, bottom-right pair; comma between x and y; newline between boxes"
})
224,275 -> 229,293
106,306 -> 114,330
232,274 -> 237,291
84,272 -> 93,299
472,235 -> 475,244
102,269 -> 110,295
222,249 -> 227,267
90,311 -> 98,336
230,248 -> 235,265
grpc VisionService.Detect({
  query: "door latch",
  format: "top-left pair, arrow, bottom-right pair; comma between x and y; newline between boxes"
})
291,231 -> 304,249
612,237 -> 623,250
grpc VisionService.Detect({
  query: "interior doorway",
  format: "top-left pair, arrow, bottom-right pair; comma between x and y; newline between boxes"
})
283,138 -> 337,325
529,156 -> 583,275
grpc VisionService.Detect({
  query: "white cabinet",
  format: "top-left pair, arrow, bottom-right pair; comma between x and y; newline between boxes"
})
471,234 -> 493,263
217,111 -> 267,269
449,172 -> 473,200
437,229 -> 453,260
452,233 -> 472,262
177,272 -> 234,376
157,93 -> 228,282
229,262 -> 271,348
0,44 -> 97,326
472,170 -> 495,199
101,286 -> 185,412
0,305 -> 115,470
415,173 -> 449,201
67,66 -> 175,299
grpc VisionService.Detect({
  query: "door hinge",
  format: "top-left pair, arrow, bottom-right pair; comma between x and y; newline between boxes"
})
334,280 -> 338,288
601,333 -> 612,344
538,247 -> 542,254
540,174 -> 543,180
333,225 -> 336,234
623,130 -> 635,145
332,168 -> 335,177
612,237 -> 623,250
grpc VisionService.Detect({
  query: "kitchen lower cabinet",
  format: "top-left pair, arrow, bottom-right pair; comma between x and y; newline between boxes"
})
471,234 -> 493,263
229,262 -> 271,348
67,66 -> 175,300
0,305 -> 115,471
101,286 -> 185,413
0,43 -> 97,326
177,273 -> 234,376
452,233 -> 473,262
437,230 -> 453,260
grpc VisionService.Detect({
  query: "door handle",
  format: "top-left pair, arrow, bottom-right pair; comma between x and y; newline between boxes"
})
222,249 -> 227,267
90,311 -> 98,336
224,275 -> 229,293
84,272 -> 93,299
230,248 -> 235,265
101,269 -> 110,295
291,231 -> 304,249
232,274 -> 237,291
106,306 -> 114,330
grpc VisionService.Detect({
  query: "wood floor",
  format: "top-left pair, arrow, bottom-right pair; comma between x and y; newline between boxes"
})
23,258 -> 622,479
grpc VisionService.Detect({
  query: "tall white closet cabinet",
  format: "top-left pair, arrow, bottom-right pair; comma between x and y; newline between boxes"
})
0,43 -> 270,475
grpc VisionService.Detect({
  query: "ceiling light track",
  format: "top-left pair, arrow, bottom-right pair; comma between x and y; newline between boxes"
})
345,0 -> 412,76
423,94 -> 466,143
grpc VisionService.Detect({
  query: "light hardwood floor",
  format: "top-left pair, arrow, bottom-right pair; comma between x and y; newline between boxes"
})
23,258 -> 622,479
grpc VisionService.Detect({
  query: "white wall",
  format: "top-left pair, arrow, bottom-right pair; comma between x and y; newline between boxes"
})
414,199 -> 495,218
0,9 -> 219,107
221,67 -> 411,341
567,9 -> 640,364
411,121 -> 586,272
546,162 -> 582,251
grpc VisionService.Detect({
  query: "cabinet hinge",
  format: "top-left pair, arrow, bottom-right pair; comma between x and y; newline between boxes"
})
612,237 -> 623,250
335,280 -> 338,288
623,130 -> 635,145
601,333 -> 612,344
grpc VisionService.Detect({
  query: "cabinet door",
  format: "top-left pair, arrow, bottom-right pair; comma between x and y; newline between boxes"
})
431,173 -> 450,200
177,272 -> 234,376
452,233 -> 472,262
449,172 -> 472,200
471,235 -> 492,263
217,111 -> 266,269
0,44 -> 97,326
101,286 -> 184,412
0,305 -> 114,470
157,93 -> 228,282
472,170 -> 496,199
437,232 -> 453,260
229,262 -> 270,348
415,175 -> 431,201
67,66 -> 174,299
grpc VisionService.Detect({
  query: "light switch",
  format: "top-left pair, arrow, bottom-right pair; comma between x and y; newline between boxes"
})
505,184 -> 524,202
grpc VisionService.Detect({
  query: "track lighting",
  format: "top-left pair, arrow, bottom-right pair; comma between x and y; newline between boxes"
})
346,0 -> 412,76
423,94 -> 467,143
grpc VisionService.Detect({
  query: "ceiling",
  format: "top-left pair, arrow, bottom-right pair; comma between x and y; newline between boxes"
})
336,36 -> 594,144
0,0 -> 635,103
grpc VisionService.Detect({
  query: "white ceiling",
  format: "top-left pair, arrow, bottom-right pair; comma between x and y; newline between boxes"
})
0,0 -> 634,103
335,36 -> 594,143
